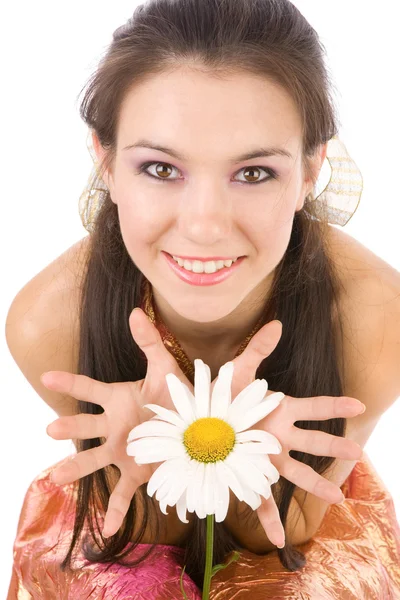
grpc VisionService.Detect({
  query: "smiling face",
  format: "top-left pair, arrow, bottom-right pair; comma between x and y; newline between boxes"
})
93,66 -> 325,343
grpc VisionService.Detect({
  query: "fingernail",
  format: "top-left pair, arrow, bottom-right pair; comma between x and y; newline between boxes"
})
50,472 -> 60,485
41,372 -> 56,387
273,534 -> 285,547
344,400 -> 365,413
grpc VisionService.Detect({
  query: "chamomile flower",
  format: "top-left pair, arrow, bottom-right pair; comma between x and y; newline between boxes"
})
126,359 -> 284,524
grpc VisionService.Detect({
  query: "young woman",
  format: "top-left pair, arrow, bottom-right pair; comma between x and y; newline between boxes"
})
6,0 -> 400,597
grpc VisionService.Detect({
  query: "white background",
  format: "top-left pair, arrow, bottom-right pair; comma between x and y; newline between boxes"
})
1,1 -> 399,596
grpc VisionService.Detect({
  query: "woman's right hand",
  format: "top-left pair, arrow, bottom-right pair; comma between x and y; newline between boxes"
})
42,306 -> 196,537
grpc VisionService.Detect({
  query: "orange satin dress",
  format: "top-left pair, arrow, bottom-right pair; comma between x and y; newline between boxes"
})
7,279 -> 400,599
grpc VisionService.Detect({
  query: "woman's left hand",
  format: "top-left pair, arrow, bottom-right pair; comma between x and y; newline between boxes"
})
218,319 -> 365,548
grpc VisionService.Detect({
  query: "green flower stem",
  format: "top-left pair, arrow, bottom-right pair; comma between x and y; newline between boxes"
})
202,514 -> 215,600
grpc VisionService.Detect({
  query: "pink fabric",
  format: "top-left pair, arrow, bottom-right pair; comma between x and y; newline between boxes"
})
7,456 -> 201,599
8,453 -> 400,598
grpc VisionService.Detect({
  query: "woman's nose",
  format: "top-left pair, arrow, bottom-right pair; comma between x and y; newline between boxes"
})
177,186 -> 233,243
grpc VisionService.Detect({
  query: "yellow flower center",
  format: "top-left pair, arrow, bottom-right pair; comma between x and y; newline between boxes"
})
183,417 -> 236,463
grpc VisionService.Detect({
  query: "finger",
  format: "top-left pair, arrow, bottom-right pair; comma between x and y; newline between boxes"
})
277,455 -> 344,504
51,444 -> 111,485
288,426 -> 363,460
129,308 -> 193,393
102,472 -> 142,538
47,413 -> 108,441
289,395 -> 366,422
40,371 -> 112,410
256,493 -> 285,548
228,320 -> 282,397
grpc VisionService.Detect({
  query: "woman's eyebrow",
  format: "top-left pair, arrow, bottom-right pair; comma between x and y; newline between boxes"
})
122,138 -> 293,162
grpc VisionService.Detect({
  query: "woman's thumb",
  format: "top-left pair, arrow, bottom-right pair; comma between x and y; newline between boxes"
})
129,307 -> 153,343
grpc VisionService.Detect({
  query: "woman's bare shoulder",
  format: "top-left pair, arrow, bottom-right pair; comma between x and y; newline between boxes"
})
5,235 -> 91,418
326,224 -> 400,335
325,224 -> 399,287
326,224 -> 400,417
7,234 -> 90,311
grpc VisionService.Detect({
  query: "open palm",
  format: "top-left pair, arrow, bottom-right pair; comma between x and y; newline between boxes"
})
43,307 -> 364,544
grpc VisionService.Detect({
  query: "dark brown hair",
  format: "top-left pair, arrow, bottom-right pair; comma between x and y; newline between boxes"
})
60,0 -> 347,588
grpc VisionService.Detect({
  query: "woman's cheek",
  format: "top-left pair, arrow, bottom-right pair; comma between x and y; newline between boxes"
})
118,199 -> 169,261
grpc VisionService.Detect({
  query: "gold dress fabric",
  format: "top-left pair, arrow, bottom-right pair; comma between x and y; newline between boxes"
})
7,279 -> 400,599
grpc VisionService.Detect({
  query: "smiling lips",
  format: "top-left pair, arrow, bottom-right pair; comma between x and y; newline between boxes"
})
163,251 -> 246,286
167,253 -> 243,261
171,255 -> 239,273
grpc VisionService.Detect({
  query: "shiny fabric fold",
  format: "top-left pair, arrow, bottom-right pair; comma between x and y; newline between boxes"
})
7,451 -> 400,599
7,456 -> 201,599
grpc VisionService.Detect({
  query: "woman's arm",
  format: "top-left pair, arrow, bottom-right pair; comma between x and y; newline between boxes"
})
296,270 -> 400,540
5,236 -> 89,420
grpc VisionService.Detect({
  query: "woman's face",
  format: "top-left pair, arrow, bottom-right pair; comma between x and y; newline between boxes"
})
94,67 -> 322,325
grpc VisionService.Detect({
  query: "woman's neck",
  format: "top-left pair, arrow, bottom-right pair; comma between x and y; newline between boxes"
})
151,273 -> 275,357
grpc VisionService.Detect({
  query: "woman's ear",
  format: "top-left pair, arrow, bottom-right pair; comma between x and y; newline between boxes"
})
91,131 -> 113,191
308,142 -> 329,193
310,142 -> 328,186
296,142 -> 328,212
319,142 -> 328,166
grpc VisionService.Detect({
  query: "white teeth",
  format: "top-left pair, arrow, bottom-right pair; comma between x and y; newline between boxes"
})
172,256 -> 238,273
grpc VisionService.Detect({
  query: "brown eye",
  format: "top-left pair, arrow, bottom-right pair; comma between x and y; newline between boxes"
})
138,161 -> 179,180
235,166 -> 273,185
154,163 -> 174,178
137,161 -> 277,185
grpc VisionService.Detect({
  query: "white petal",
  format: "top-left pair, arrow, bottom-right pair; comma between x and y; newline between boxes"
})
241,487 -> 262,510
203,463 -> 215,516
186,461 -> 202,513
227,379 -> 268,426
245,453 -> 281,485
127,438 -> 186,464
162,461 -> 191,507
176,489 -> 189,524
143,403 -> 186,429
147,461 -> 172,498
197,500 -> 206,519
233,392 -> 285,433
159,496 -> 169,516
154,464 -> 189,506
235,437 -> 282,455
147,458 -> 188,498
180,382 -> 198,421
132,451 -> 185,465
213,469 -> 230,523
236,428 -> 281,447
179,459 -> 198,503
127,436 -> 183,456
215,461 -> 245,502
225,451 -> 272,498
165,373 -> 196,424
194,359 -> 211,419
193,462 -> 206,519
155,477 -> 172,502
165,478 -> 189,509
127,419 -> 182,443
210,362 -> 234,420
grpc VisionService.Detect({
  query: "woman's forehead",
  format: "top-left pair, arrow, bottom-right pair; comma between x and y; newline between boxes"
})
116,69 -> 303,156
